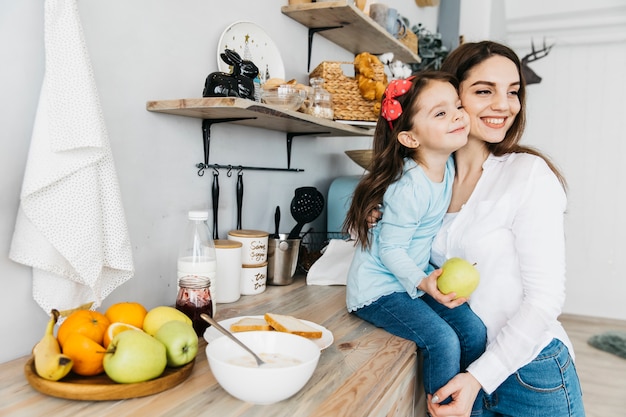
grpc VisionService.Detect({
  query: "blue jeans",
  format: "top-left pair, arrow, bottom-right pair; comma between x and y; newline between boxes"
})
479,338 -> 585,416
353,291 -> 487,412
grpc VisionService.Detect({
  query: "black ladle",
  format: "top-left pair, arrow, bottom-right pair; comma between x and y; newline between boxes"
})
236,170 -> 243,229
211,170 -> 219,240
287,187 -> 324,239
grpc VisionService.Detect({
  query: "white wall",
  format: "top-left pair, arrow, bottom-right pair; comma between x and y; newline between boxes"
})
0,0 -> 437,363
460,0 -> 626,320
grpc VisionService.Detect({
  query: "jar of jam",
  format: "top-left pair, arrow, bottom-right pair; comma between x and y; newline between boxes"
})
176,275 -> 213,337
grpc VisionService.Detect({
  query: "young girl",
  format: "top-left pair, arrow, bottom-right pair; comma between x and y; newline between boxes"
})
344,71 -> 487,410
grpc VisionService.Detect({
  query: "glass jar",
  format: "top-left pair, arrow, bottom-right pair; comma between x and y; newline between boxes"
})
307,77 -> 334,120
176,275 -> 213,337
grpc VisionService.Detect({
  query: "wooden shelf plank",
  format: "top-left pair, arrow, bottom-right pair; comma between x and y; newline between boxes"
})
281,1 -> 420,64
146,97 -> 373,137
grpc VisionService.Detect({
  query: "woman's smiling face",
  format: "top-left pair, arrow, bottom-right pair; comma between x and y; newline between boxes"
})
459,55 -> 522,145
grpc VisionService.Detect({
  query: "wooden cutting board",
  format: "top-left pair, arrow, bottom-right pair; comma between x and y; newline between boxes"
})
24,356 -> 195,401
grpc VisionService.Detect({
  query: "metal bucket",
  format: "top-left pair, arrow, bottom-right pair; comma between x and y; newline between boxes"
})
267,234 -> 300,285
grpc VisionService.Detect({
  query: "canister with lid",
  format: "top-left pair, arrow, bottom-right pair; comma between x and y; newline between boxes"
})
227,229 -> 269,266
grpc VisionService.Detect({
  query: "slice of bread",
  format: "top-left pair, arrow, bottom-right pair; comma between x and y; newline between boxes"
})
230,317 -> 273,332
264,313 -> 323,339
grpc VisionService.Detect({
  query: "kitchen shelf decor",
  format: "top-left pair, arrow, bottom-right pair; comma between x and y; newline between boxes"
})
146,97 -> 372,175
281,1 -> 421,71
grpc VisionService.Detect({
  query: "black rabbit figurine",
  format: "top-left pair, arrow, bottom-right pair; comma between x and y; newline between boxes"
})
203,49 -> 259,100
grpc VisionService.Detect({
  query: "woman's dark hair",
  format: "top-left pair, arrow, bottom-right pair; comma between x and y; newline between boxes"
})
441,41 -> 566,189
343,71 -> 459,249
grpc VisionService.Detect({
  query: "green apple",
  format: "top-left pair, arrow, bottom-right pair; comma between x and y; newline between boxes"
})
437,257 -> 480,299
143,305 -> 192,336
103,329 -> 167,383
154,320 -> 198,367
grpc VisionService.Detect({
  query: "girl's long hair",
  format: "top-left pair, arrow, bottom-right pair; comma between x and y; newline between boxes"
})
441,41 -> 567,189
343,72 -> 459,249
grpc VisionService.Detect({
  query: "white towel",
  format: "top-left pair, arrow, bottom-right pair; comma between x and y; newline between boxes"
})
306,239 -> 356,286
9,0 -> 134,313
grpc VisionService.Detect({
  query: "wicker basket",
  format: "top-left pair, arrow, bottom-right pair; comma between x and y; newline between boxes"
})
310,61 -> 385,122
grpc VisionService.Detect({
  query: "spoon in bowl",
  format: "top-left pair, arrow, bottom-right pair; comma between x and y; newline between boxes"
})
200,313 -> 266,367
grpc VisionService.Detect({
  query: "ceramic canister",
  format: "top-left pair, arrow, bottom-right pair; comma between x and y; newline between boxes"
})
227,229 -> 269,266
214,239 -> 243,303
240,261 -> 268,295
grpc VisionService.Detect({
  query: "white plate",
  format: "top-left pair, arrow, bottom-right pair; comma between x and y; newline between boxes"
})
217,21 -> 285,81
204,315 -> 333,350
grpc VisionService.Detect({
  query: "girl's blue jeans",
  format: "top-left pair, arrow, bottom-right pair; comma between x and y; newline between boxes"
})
479,338 -> 585,416
353,291 -> 487,413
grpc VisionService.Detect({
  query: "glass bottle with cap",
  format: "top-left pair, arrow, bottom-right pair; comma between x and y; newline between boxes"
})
177,210 -> 217,317
307,77 -> 334,120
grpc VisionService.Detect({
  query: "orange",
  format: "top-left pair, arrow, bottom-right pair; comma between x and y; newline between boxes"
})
57,310 -> 110,348
62,332 -> 106,376
103,322 -> 143,348
104,302 -> 148,329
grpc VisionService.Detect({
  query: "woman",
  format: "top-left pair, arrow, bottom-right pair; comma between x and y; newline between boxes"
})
371,41 -> 584,417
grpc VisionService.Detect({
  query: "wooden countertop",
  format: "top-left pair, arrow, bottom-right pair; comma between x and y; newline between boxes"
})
0,277 -> 423,417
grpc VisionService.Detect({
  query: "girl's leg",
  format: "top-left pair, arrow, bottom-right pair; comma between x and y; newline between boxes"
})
354,292 -> 461,398
421,293 -> 487,415
483,339 -> 585,417
421,293 -> 487,369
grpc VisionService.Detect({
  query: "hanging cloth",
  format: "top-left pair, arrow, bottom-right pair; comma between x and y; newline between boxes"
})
9,0 -> 134,313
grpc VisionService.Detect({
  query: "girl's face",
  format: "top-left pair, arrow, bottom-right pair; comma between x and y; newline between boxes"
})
459,55 -> 521,144
408,80 -> 469,156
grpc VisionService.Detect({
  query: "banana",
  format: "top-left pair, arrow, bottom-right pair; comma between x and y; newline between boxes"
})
32,309 -> 73,381
58,302 -> 94,318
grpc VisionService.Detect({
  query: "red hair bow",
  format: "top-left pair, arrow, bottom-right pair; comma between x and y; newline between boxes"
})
381,76 -> 415,128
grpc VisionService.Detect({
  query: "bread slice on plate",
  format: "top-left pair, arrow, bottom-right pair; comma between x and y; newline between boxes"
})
230,317 -> 273,332
264,313 -> 323,339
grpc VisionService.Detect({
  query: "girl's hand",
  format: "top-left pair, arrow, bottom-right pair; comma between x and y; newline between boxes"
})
418,269 -> 468,308
427,372 -> 483,417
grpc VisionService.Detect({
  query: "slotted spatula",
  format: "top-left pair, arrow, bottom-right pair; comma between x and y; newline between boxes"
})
287,187 -> 324,239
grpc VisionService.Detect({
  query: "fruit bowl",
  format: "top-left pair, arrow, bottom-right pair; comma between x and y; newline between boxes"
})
24,356 -> 195,400
261,85 -> 307,111
206,331 -> 320,404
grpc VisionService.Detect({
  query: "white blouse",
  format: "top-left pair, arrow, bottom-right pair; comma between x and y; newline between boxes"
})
430,152 -> 574,394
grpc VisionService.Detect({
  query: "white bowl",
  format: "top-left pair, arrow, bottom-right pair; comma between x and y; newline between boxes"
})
206,331 -> 320,404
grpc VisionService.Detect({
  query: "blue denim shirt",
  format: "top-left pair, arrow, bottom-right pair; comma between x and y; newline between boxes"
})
346,156 -> 454,312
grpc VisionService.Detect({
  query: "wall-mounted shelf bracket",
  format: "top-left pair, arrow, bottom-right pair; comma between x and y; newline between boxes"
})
308,26 -> 343,71
287,131 -> 325,169
196,119 -> 314,176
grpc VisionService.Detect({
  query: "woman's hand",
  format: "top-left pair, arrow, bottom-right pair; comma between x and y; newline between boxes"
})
367,206 -> 382,228
427,372 -> 483,417
418,269 -> 468,308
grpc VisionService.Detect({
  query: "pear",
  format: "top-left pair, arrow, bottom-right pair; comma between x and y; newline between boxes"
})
437,257 -> 480,299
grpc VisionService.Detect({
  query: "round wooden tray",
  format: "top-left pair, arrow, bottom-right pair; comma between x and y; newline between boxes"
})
24,356 -> 195,401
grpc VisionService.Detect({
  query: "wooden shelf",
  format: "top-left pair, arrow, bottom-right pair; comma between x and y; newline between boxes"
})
146,97 -> 373,173
281,1 -> 420,68
146,97 -> 373,137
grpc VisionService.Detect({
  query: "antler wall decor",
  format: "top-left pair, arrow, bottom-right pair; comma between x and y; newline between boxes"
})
521,39 -> 555,85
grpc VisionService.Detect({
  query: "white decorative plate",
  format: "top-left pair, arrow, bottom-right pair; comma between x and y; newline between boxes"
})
204,315 -> 334,350
217,21 -> 285,81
